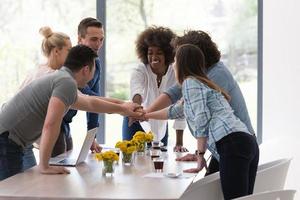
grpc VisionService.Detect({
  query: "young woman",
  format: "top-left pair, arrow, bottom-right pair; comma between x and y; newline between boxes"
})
20,26 -> 72,170
145,44 -> 259,200
122,26 -> 187,151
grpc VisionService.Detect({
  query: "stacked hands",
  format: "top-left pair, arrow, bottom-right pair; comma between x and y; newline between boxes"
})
125,106 -> 188,153
91,102 -> 199,174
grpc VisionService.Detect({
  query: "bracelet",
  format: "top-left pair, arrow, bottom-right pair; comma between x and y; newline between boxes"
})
195,150 -> 206,156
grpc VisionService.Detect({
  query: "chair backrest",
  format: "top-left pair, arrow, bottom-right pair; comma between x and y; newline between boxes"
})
180,158 -> 292,200
180,173 -> 223,200
257,158 -> 290,171
254,158 -> 292,193
232,190 -> 296,200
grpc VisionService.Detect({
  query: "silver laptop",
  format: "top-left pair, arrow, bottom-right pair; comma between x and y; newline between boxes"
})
49,128 -> 97,167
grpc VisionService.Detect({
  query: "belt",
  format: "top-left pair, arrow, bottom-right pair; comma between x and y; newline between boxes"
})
0,131 -> 9,138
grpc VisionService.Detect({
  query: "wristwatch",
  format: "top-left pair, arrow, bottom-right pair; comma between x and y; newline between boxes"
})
195,150 -> 205,156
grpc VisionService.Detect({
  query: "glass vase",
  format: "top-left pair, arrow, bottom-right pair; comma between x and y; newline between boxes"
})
102,160 -> 114,176
136,142 -> 146,155
122,152 -> 133,165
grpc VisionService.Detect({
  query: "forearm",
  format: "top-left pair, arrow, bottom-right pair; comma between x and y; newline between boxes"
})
132,94 -> 142,105
146,93 -> 172,112
97,96 -> 125,104
74,96 -> 125,114
196,137 -> 207,153
39,124 -> 61,167
175,130 -> 184,146
145,108 -> 169,120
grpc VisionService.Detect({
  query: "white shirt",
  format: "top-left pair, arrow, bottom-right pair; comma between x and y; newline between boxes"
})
130,63 -> 186,141
19,65 -> 55,90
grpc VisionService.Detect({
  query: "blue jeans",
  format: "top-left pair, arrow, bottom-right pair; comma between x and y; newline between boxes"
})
22,129 -> 73,171
22,145 -> 37,171
122,117 -> 168,146
0,132 -> 23,180
216,132 -> 259,200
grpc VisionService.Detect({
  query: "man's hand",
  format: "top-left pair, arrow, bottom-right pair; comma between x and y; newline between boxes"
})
173,145 -> 189,152
120,102 -> 145,117
38,164 -> 70,175
90,139 -> 102,153
175,153 -> 197,161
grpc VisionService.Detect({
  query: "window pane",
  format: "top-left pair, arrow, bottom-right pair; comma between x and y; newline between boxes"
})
105,0 -> 258,147
0,0 -> 96,147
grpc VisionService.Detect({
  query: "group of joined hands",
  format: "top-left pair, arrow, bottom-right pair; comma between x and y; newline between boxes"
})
47,102 -> 206,175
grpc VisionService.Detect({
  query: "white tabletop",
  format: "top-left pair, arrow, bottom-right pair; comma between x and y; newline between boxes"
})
0,150 -> 198,200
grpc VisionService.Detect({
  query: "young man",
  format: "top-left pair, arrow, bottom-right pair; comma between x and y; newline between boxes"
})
0,45 -> 142,180
61,17 -> 105,154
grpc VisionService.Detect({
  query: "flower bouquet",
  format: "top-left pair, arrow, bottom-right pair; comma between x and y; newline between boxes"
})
115,140 -> 136,165
95,150 -> 119,176
132,131 -> 154,153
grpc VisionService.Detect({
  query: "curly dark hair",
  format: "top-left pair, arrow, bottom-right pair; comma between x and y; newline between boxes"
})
136,26 -> 176,66
172,30 -> 221,68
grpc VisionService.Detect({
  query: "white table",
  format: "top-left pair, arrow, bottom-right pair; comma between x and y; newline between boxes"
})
0,150 -> 198,200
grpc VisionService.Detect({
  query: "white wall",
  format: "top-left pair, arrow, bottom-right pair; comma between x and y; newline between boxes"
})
263,0 -> 300,195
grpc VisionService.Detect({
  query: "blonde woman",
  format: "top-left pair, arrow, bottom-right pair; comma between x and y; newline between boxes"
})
21,26 -> 72,170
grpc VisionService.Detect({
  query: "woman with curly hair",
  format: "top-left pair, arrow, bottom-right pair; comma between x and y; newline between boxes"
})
122,26 -> 187,151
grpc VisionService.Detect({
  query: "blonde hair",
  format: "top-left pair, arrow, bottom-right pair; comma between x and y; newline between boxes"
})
39,26 -> 70,57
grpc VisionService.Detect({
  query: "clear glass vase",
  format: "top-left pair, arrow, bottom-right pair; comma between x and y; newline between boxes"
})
136,142 -> 146,155
102,160 -> 114,176
122,152 -> 133,165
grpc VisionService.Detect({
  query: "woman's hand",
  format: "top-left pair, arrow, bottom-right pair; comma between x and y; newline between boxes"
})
120,102 -> 145,117
175,153 -> 197,161
90,139 -> 102,153
173,145 -> 189,152
182,155 -> 207,173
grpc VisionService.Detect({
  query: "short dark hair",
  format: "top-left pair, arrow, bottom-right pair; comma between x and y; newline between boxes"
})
64,45 -> 98,72
136,26 -> 176,66
78,17 -> 103,37
172,30 -> 221,69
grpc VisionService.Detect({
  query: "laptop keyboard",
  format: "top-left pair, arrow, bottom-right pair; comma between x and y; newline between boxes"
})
58,158 -> 75,164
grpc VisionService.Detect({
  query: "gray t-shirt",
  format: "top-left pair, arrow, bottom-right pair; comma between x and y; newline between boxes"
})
0,67 -> 78,147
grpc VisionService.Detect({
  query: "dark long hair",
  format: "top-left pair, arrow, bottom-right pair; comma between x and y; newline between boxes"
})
172,30 -> 221,69
175,44 -> 230,101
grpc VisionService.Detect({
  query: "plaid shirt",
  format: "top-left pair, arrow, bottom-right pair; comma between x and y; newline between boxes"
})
168,77 -> 250,160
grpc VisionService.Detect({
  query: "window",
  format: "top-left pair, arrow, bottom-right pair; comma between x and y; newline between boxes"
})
0,0 -> 96,146
104,0 -> 259,147
0,0 -> 260,148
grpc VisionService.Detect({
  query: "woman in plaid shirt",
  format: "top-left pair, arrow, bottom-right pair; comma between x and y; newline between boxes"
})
145,44 -> 259,200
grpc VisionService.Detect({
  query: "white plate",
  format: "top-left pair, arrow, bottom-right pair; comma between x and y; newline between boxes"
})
164,172 -> 182,178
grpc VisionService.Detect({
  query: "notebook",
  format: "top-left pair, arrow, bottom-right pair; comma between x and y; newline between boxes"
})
49,128 -> 97,167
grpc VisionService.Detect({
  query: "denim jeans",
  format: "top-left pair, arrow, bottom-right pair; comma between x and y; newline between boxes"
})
51,131 -> 73,157
0,132 -> 23,180
216,132 -> 259,200
205,156 -> 220,176
122,117 -> 168,146
22,145 -> 37,171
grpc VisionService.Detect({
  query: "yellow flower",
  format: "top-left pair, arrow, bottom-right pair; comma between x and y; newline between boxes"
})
145,131 -> 154,142
94,150 -> 119,161
133,131 -> 146,143
115,140 -> 137,154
